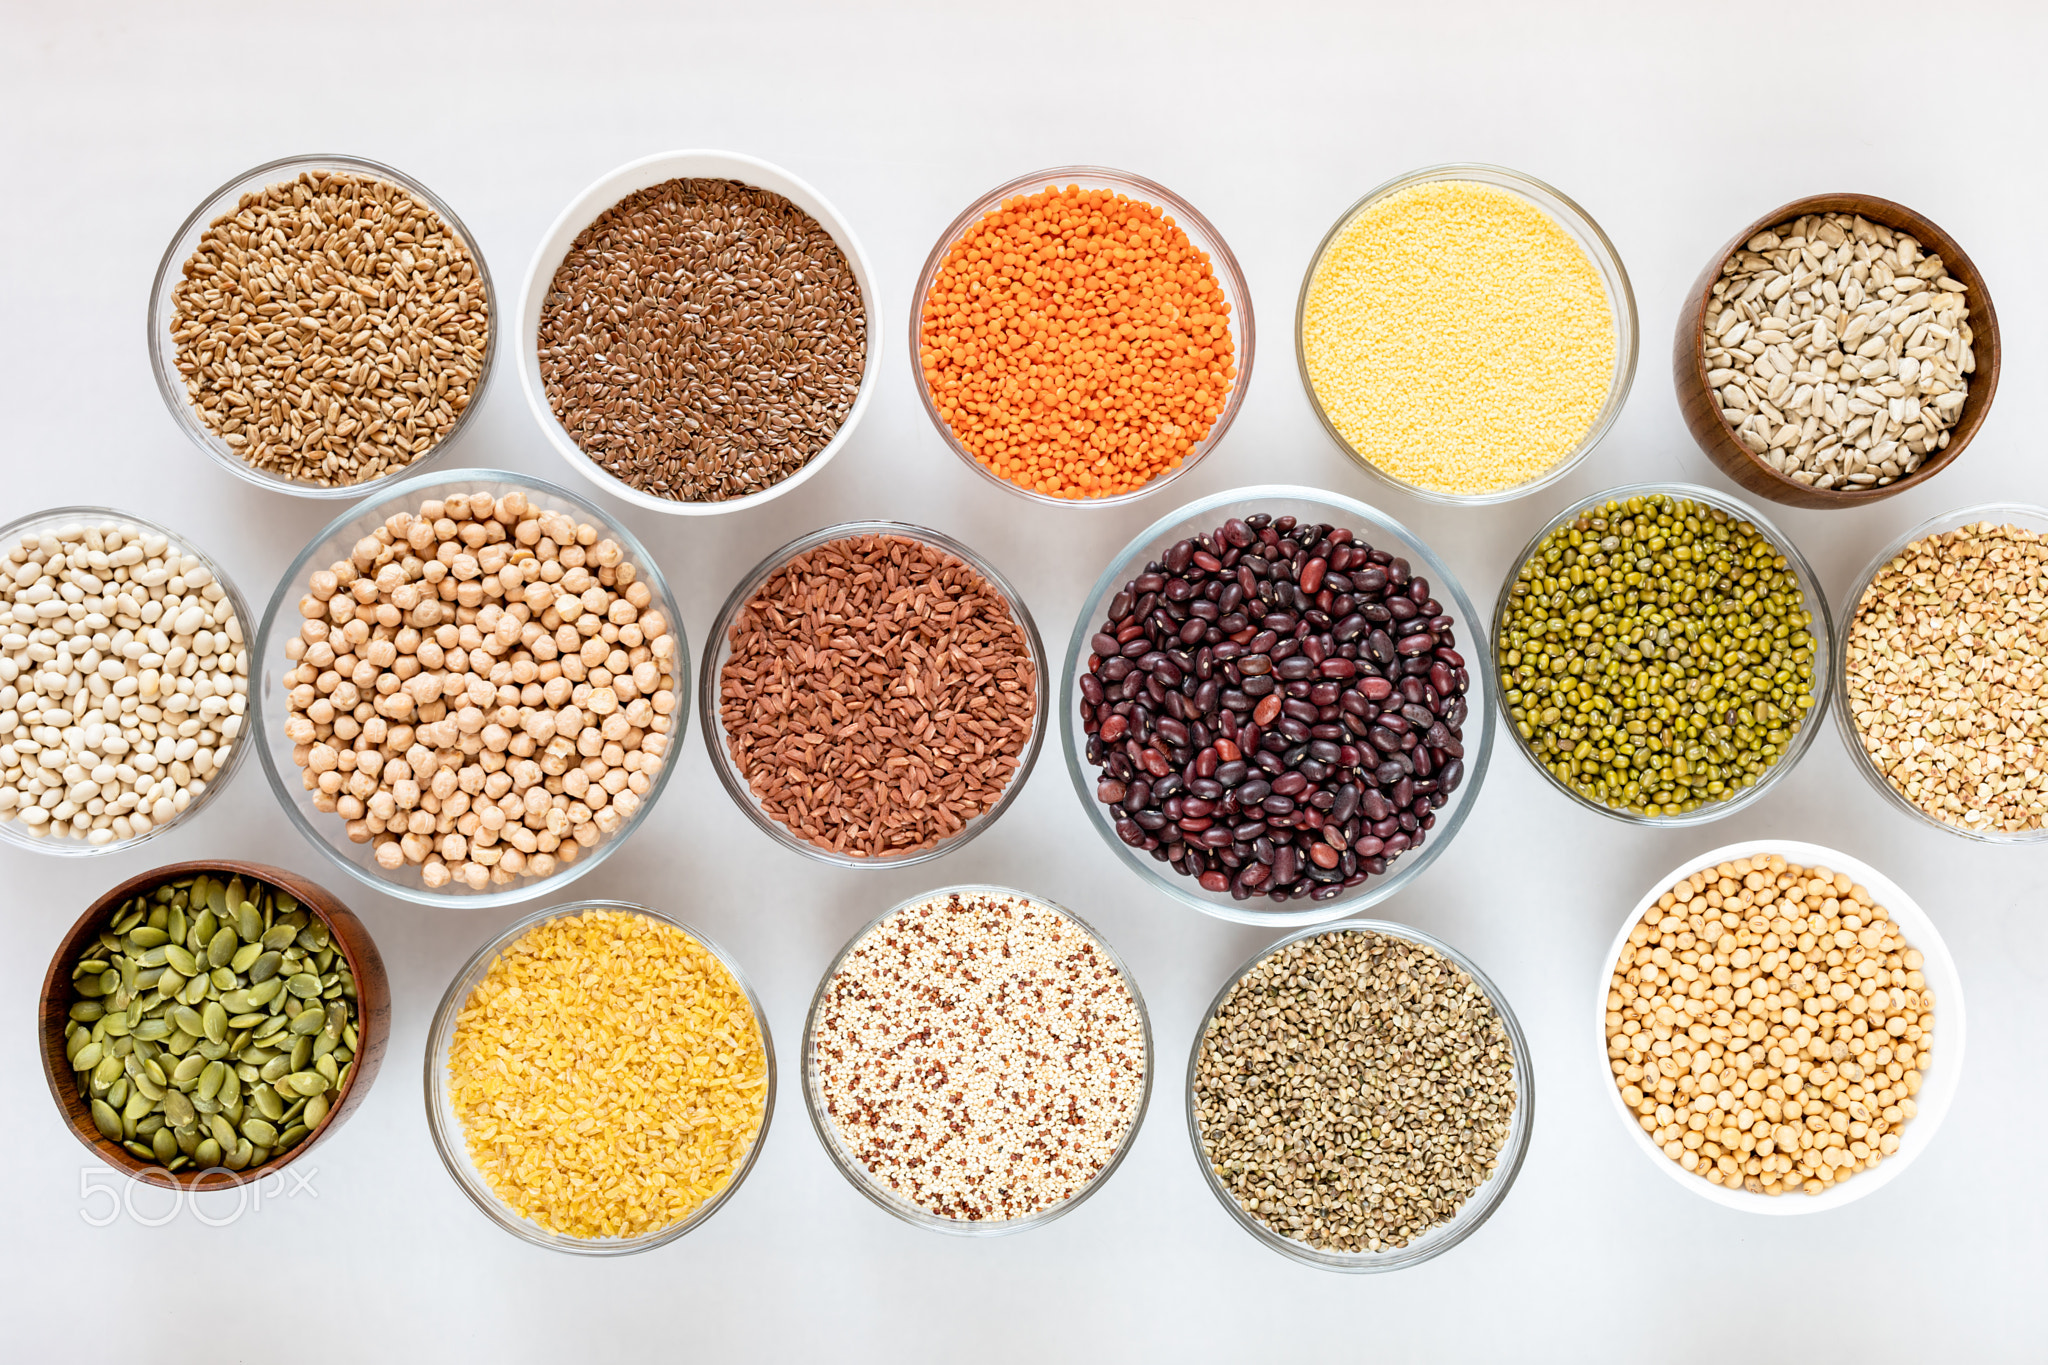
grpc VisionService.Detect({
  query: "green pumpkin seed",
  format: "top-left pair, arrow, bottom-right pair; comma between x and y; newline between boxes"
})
193,1137 -> 221,1167
90,1098 -> 121,1140
74,975 -> 108,999
92,1054 -> 124,1087
68,1001 -> 103,1023
121,1139 -> 154,1160
289,1008 -> 326,1037
206,925 -> 237,969
219,989 -> 254,1014
166,902 -> 187,942
121,1088 -> 151,1124
135,1112 -> 164,1137
169,1005 -> 203,1037
284,1072 -> 329,1098
131,1017 -> 170,1042
311,1033 -> 338,1060
162,1089 -> 196,1128
305,1092 -> 332,1128
241,1116 -> 279,1146
284,972 -> 321,1000
106,1077 -> 130,1109
191,907 -> 215,948
151,1127 -> 179,1162
126,926 -> 168,949
205,1111 -> 236,1147
101,1014 -> 132,1039
248,951 -> 283,983
71,1040 -> 103,1072
235,902 -> 261,943
197,1060 -> 227,1102
253,1088 -> 285,1123
261,925 -> 296,953
226,1013 -> 264,1030
253,1015 -> 287,1041
171,1054 -> 206,1084
203,880 -> 226,918
278,1124 -> 310,1150
200,1002 -> 228,1044
224,1140 -> 253,1171
162,945 -> 197,977
179,977 -> 207,1007
229,944 -> 261,974
71,958 -> 110,978
208,967 -> 237,991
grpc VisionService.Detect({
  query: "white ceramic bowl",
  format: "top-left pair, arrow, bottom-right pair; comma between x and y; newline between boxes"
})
1595,839 -> 1964,1214
516,150 -> 880,516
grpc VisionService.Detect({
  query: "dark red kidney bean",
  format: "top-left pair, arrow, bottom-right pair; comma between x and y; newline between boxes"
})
1239,654 -> 1272,677
1276,718 -> 1312,744
1438,647 -> 1464,668
1198,869 -> 1230,892
1439,758 -> 1465,792
1165,540 -> 1194,574
1187,777 -> 1224,800
1091,632 -> 1120,658
1141,749 -> 1170,778
1299,558 -> 1327,594
1388,557 -> 1410,586
1120,637 -> 1150,659
1396,633 -> 1435,656
1237,778 -> 1272,805
1116,818 -> 1145,845
1382,832 -> 1412,854
1251,694 -> 1282,726
1374,760 -> 1406,786
1309,843 -> 1340,869
1281,699 -> 1317,725
1080,675 -> 1105,706
1223,518 -> 1254,547
1097,778 -> 1127,804
1387,596 -> 1418,622
1308,740 -> 1342,765
1100,715 -> 1129,742
1392,776 -> 1414,808
1214,737 -> 1242,761
1269,771 -> 1308,797
1192,549 -> 1223,572
1352,835 -> 1385,857
1429,660 -> 1456,696
1309,681 -> 1340,706
1155,716 -> 1189,747
1182,797 -> 1215,817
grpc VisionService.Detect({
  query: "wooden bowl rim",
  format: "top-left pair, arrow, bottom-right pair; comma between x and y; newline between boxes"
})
37,858 -> 383,1192
1684,191 -> 2000,506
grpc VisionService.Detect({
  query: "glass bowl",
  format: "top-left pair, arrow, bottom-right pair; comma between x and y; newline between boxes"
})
801,885 -> 1153,1236
147,153 -> 495,499
700,521 -> 1047,869
253,469 -> 690,907
424,900 -> 775,1254
0,505 -> 253,856
1596,840 -> 1963,1214
1187,918 -> 1533,1271
1492,482 -> 1831,826
1296,163 -> 1638,506
1060,485 -> 1494,928
516,149 -> 881,517
1833,503 -> 2048,842
910,166 -> 1255,508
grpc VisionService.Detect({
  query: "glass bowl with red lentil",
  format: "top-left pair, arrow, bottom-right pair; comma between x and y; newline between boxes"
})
910,166 -> 1255,507
1296,163 -> 1636,506
700,521 -> 1047,869
515,150 -> 881,517
148,153 -> 496,499
425,900 -> 775,1254
251,469 -> 689,908
1831,503 -> 2048,842
801,885 -> 1152,1236
1060,486 -> 1494,928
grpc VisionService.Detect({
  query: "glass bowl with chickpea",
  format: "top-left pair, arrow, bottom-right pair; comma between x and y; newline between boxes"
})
253,470 -> 690,907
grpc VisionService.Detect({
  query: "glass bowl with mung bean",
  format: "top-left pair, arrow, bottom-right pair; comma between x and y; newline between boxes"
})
1061,486 -> 1494,928
1832,503 -> 2048,842
37,860 -> 388,1191
1186,919 -> 1532,1270
252,469 -> 690,908
148,154 -> 495,498
1492,483 -> 1830,824
425,901 -> 774,1254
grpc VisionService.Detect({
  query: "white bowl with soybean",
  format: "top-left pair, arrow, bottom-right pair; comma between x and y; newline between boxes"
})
1596,839 -> 1964,1215
516,149 -> 881,517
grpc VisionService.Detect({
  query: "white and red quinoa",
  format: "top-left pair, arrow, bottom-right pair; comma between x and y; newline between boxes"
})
810,889 -> 1146,1221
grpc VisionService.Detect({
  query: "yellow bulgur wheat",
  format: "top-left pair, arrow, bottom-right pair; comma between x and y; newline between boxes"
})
1302,180 -> 1615,497
446,909 -> 768,1239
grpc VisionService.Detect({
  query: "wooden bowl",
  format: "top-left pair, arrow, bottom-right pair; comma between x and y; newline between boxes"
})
37,860 -> 389,1191
1673,193 -> 2000,509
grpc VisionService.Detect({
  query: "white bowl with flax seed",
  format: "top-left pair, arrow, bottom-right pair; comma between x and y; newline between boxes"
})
516,150 -> 881,517
1596,840 -> 1964,1214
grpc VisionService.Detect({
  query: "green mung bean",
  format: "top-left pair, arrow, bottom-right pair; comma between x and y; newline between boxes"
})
59,872 -> 357,1173
1495,494 -> 1817,816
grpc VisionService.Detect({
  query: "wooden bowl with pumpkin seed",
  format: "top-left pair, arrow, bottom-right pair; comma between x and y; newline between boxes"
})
37,860 -> 390,1192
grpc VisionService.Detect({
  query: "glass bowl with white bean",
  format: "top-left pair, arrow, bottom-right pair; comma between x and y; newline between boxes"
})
252,470 -> 689,907
0,507 -> 252,856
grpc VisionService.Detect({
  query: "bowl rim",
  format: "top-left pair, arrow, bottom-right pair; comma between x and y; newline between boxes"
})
38,858 -> 387,1192
698,519 -> 1048,869
1675,191 -> 2001,507
0,504 -> 254,856
799,883 -> 1153,1236
1594,838 -> 1965,1214
1489,480 -> 1833,826
1185,916 -> 1534,1271
146,151 -> 496,499
1295,161 -> 1639,507
514,148 -> 881,517
1058,483 -> 1495,927
1830,501 -> 2048,841
251,467 -> 691,907
907,164 -> 1256,508
422,898 -> 776,1255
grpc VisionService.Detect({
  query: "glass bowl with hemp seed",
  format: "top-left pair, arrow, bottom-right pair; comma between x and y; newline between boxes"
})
1187,919 -> 1532,1270
1491,483 -> 1831,824
1061,485 -> 1495,928
1832,503 -> 2048,842
252,469 -> 690,908
37,860 -> 388,1191
516,150 -> 881,517
148,154 -> 495,498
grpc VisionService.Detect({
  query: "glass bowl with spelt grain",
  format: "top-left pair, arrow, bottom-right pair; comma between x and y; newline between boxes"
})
149,154 -> 495,498
1296,164 -> 1636,505
516,150 -> 880,516
701,521 -> 1047,869
252,469 -> 689,908
426,900 -> 774,1254
1597,840 -> 1964,1213
1832,503 -> 2048,841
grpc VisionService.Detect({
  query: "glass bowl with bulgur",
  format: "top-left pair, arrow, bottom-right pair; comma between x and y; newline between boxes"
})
425,901 -> 774,1254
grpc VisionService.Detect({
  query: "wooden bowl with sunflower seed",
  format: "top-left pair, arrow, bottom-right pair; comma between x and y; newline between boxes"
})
37,860 -> 390,1192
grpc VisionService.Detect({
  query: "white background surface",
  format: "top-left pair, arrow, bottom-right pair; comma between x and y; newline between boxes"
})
4,2 -> 2044,1358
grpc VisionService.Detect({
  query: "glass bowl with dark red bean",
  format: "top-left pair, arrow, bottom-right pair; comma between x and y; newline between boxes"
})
1060,486 -> 1493,926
